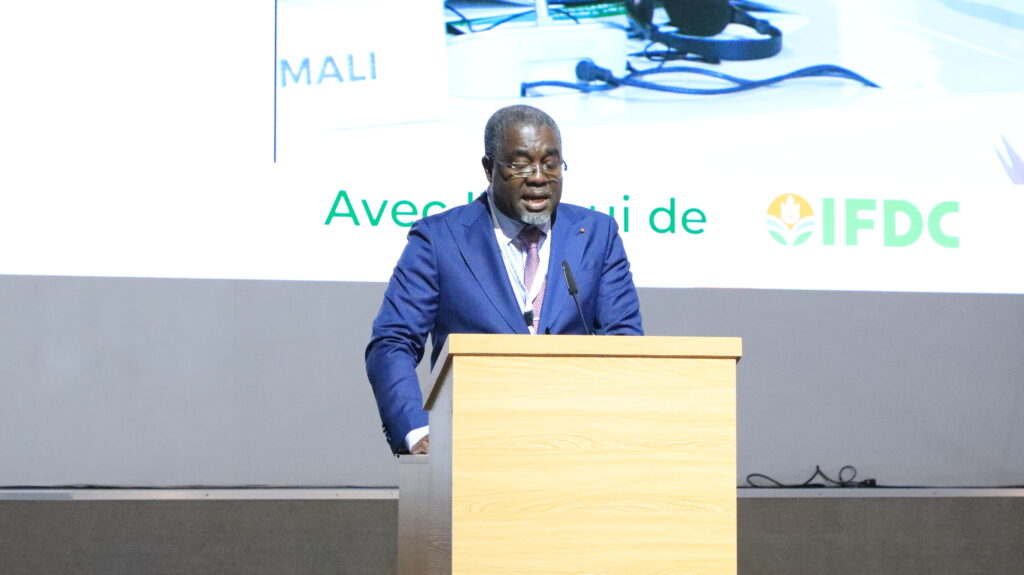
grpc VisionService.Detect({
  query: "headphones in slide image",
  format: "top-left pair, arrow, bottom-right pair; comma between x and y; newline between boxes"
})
624,0 -> 783,61
519,0 -> 876,95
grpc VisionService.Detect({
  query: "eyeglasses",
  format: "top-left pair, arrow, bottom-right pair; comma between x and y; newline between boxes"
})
490,157 -> 568,179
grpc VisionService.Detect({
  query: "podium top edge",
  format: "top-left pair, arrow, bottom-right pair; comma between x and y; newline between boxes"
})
423,335 -> 741,410
444,334 -> 741,360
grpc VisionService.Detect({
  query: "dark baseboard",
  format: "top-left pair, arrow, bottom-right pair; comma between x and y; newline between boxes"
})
2,496 -> 1022,574
0,499 -> 396,575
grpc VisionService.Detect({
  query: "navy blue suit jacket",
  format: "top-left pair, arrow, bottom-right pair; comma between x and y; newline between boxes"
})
365,193 -> 643,453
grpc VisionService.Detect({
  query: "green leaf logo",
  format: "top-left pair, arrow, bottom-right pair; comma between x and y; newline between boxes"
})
767,194 -> 816,247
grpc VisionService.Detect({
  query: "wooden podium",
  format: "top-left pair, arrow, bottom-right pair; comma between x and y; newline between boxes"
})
399,334 -> 742,574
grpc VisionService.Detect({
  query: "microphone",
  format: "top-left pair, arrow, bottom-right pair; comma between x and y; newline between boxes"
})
561,261 -> 593,335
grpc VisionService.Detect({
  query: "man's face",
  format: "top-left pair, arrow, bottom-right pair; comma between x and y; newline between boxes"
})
483,123 -> 563,226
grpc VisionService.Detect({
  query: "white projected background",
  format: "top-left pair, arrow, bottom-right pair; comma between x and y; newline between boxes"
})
1,0 -> 1021,293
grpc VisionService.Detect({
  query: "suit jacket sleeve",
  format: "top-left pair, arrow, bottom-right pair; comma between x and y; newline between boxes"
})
595,218 -> 643,335
365,219 -> 438,454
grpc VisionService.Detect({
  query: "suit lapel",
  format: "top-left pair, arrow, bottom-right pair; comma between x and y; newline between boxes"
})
544,207 -> 586,329
450,195 -> 529,334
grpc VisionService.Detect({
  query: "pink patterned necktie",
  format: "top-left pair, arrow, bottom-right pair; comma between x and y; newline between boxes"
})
519,226 -> 545,332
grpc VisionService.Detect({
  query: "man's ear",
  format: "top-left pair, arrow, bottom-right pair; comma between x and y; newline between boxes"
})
482,155 -> 494,183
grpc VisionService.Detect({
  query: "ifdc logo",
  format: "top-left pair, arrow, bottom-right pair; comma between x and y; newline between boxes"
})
766,194 -> 815,246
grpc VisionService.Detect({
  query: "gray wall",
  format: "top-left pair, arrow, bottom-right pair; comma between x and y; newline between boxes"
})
641,288 -> 1024,487
1,275 -> 1022,487
0,276 -> 394,487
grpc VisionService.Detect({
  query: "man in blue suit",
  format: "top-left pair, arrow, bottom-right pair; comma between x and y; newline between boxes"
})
366,105 -> 643,454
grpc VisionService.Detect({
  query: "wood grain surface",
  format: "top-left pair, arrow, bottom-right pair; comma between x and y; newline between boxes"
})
403,336 -> 740,574
450,354 -> 736,574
